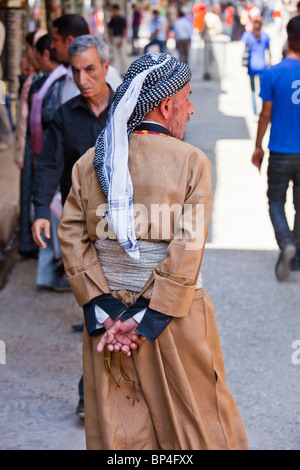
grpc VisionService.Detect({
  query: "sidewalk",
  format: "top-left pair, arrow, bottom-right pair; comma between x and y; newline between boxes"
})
0,37 -> 300,450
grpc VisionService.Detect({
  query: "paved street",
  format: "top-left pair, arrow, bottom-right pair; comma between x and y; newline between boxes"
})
1,32 -> 300,450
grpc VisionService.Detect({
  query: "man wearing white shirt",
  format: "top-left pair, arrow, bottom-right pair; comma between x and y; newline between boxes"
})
173,9 -> 193,64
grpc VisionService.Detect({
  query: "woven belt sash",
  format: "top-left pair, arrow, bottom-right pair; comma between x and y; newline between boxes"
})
94,238 -> 203,292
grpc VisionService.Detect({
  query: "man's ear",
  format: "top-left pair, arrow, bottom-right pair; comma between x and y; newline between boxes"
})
103,60 -> 110,76
160,97 -> 172,118
66,35 -> 75,46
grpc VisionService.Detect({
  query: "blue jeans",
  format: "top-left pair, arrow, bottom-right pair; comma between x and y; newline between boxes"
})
267,152 -> 300,250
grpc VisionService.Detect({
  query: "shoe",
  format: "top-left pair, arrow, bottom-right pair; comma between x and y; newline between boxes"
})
275,243 -> 297,281
291,248 -> 300,271
76,399 -> 84,419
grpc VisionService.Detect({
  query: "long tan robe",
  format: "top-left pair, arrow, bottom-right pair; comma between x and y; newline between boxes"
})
58,132 -> 249,450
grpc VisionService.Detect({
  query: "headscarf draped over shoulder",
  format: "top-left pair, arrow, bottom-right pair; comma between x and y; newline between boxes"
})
94,52 -> 192,259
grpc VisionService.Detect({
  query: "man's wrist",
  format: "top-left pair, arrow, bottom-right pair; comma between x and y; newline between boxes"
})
103,316 -> 115,330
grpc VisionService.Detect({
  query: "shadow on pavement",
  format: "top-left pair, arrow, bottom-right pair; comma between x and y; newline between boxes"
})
186,50 -> 251,245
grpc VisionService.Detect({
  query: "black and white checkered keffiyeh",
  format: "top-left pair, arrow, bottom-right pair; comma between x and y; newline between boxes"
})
94,52 -> 192,259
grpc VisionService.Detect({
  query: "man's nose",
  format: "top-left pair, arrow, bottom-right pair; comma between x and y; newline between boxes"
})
189,102 -> 195,115
78,70 -> 87,86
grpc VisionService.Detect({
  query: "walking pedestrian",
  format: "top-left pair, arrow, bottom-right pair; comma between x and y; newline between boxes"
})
192,2 -> 206,34
251,16 -> 300,280
31,35 -> 114,418
202,7 -> 223,80
18,30 -> 48,258
131,3 -> 142,55
107,4 -> 128,76
173,8 -> 193,64
50,14 -> 121,112
223,1 -> 235,38
57,51 -> 249,450
35,14 -> 121,419
144,9 -> 168,54
14,31 -> 43,170
31,33 -> 67,167
241,15 -> 271,117
32,15 -> 92,290
38,13 -> 120,290
30,33 -> 68,290
51,14 -> 90,102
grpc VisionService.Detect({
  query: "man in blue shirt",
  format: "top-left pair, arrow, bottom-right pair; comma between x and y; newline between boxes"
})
252,16 -> 300,281
242,16 -> 271,116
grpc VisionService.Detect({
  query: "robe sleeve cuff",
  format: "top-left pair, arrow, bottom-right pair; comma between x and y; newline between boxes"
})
83,293 -> 127,336
120,296 -> 149,321
149,272 -> 196,317
135,308 -> 173,343
120,296 -> 173,342
34,205 -> 51,221
66,264 -> 111,307
83,301 -> 105,337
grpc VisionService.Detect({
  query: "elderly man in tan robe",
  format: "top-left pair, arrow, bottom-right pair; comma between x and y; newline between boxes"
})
58,52 -> 249,450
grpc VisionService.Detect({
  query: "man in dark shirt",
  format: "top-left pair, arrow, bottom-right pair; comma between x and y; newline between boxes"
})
31,35 -> 114,419
107,4 -> 128,76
